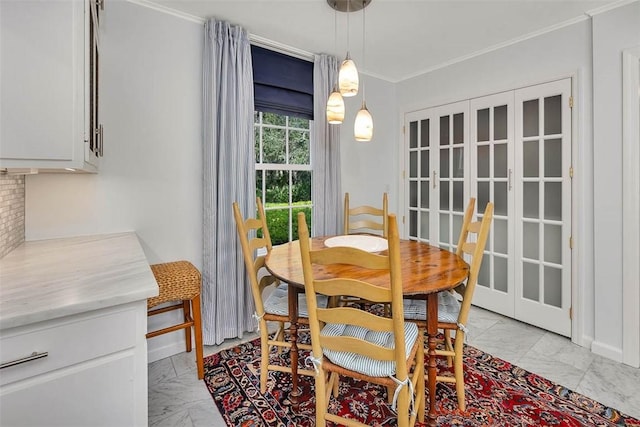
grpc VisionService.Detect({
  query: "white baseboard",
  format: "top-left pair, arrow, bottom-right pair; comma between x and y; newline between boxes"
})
591,340 -> 623,362
577,334 -> 593,350
148,339 -> 186,363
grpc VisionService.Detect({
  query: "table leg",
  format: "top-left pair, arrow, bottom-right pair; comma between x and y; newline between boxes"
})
426,293 -> 438,426
288,285 -> 301,411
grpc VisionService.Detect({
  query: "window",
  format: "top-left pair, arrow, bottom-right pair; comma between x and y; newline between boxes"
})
251,46 -> 314,244
255,111 -> 312,245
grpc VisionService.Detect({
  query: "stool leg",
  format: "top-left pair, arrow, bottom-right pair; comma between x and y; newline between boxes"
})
183,300 -> 192,353
191,294 -> 204,380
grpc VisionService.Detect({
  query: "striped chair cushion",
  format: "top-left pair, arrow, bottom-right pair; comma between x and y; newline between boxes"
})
403,291 -> 461,324
321,322 -> 419,377
263,284 -> 328,317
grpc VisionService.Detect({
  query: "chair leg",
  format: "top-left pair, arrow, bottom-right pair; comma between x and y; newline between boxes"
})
260,323 -> 270,393
191,295 -> 204,380
444,329 -> 453,367
454,330 -> 465,412
396,382 -> 409,427
416,337 -> 425,423
315,368 -> 328,427
387,385 -> 395,404
183,300 -> 192,353
325,372 -> 335,402
275,321 -> 285,355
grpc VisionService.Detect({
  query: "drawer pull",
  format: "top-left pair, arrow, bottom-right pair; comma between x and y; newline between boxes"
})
0,351 -> 49,369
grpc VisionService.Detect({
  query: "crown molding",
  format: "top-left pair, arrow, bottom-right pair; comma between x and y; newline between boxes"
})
126,0 -> 204,24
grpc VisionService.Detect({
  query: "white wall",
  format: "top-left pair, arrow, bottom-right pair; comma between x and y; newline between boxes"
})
591,0 -> 640,361
22,0 -> 639,364
395,19 -> 597,347
25,1 -> 204,361
340,74 -> 399,213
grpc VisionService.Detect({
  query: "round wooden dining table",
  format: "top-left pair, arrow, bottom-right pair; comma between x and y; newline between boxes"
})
265,236 -> 469,427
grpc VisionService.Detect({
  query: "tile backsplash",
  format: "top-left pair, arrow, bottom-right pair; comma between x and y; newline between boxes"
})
0,175 -> 25,258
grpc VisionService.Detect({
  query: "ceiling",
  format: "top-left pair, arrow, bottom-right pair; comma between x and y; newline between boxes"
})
146,0 -> 622,82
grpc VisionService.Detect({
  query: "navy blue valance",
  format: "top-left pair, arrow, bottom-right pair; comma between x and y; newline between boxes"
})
251,45 -> 314,120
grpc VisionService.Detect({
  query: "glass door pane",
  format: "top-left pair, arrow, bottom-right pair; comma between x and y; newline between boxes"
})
406,116 -> 431,242
432,102 -> 468,252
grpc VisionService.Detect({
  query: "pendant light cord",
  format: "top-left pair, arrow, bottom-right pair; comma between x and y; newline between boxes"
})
346,0 -> 350,53
334,2 -> 337,55
361,0 -> 366,100
334,1 -> 338,89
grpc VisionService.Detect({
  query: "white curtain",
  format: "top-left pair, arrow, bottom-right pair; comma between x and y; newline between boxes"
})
202,18 -> 256,345
312,54 -> 342,236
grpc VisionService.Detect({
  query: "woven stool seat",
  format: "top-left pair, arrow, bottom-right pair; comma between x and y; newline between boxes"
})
148,261 -> 201,308
147,260 -> 204,379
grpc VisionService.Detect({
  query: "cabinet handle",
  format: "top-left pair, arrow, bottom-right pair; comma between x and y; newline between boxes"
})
98,124 -> 104,157
0,351 -> 48,370
432,170 -> 437,189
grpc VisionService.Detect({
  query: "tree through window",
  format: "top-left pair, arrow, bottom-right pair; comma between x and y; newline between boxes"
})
255,111 -> 312,245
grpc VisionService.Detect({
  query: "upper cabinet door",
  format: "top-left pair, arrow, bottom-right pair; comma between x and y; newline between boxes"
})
0,0 -> 99,172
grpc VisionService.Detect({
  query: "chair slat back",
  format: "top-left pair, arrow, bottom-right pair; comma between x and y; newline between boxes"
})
299,212 -> 408,379
455,198 -> 476,258
232,197 -> 274,316
344,192 -> 389,237
456,201 -> 494,327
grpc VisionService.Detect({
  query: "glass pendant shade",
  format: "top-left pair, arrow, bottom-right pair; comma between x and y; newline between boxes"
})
338,53 -> 359,97
326,88 -> 345,124
354,101 -> 373,141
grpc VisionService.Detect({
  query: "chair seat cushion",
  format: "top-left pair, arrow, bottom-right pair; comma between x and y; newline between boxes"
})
263,284 -> 328,317
320,322 -> 419,377
403,291 -> 461,324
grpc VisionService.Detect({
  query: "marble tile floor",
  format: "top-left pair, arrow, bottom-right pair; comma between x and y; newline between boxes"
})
148,305 -> 640,426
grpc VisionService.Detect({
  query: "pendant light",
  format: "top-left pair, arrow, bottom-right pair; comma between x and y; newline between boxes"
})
327,91 -> 345,124
338,0 -> 358,97
354,0 -> 373,141
326,2 -> 345,124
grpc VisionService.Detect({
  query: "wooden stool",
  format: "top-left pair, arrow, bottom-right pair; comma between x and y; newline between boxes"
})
146,261 -> 204,379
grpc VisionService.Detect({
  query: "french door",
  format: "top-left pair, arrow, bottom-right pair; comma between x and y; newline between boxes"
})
405,78 -> 572,337
469,91 -> 515,317
406,101 -> 469,250
512,80 -> 572,336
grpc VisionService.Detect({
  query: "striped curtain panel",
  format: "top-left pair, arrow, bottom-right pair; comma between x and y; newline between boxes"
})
202,19 -> 256,345
312,54 -> 343,236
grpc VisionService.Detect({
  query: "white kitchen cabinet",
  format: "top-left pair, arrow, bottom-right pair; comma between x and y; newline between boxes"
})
0,0 -> 103,172
0,303 -> 148,427
0,233 -> 158,427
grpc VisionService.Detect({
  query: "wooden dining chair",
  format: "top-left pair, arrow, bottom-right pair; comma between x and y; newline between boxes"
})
298,211 -> 425,427
344,192 -> 389,237
232,197 -> 326,393
403,198 -> 493,411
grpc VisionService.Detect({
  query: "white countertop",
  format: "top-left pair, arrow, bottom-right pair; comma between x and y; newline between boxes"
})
0,232 -> 159,330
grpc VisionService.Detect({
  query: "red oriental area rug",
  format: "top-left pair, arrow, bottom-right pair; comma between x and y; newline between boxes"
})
203,335 -> 639,426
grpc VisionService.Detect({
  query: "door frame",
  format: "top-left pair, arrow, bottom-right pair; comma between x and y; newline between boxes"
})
622,46 -> 640,368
